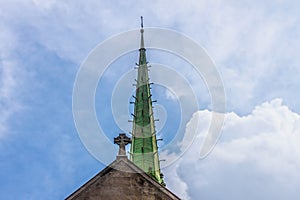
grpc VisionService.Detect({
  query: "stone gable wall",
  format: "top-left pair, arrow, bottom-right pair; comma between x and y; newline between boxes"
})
69,169 -> 178,200
67,159 -> 180,200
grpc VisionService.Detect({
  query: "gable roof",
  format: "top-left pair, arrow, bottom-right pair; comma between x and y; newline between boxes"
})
66,156 -> 181,200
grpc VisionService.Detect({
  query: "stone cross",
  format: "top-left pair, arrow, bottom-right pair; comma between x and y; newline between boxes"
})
114,133 -> 131,156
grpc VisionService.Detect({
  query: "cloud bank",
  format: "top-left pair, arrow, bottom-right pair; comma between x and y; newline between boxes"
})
164,99 -> 300,200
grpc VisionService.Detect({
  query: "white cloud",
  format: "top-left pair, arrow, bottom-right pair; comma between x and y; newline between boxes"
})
142,0 -> 300,113
0,60 -> 20,138
2,0 -> 300,114
0,22 -> 24,138
164,99 -> 300,200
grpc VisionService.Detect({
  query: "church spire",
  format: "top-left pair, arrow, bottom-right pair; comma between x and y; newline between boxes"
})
130,17 -> 165,185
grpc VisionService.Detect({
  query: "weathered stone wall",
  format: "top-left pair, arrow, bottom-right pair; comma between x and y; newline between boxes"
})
67,159 -> 180,200
72,170 -> 172,199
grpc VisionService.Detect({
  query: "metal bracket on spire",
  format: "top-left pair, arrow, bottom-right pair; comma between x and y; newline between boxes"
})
152,100 -> 157,103
156,138 -> 163,141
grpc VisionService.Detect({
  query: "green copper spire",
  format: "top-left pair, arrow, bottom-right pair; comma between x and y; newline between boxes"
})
130,17 -> 165,185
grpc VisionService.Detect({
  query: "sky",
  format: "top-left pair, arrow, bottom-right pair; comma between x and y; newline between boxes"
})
1,0 -> 300,199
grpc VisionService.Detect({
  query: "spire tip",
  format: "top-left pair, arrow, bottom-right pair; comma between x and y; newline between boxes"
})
141,16 -> 144,28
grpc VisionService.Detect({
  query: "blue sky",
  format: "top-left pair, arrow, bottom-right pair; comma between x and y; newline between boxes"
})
1,1 -> 300,199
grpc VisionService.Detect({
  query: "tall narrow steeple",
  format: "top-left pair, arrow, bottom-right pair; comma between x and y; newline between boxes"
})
130,17 -> 164,185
